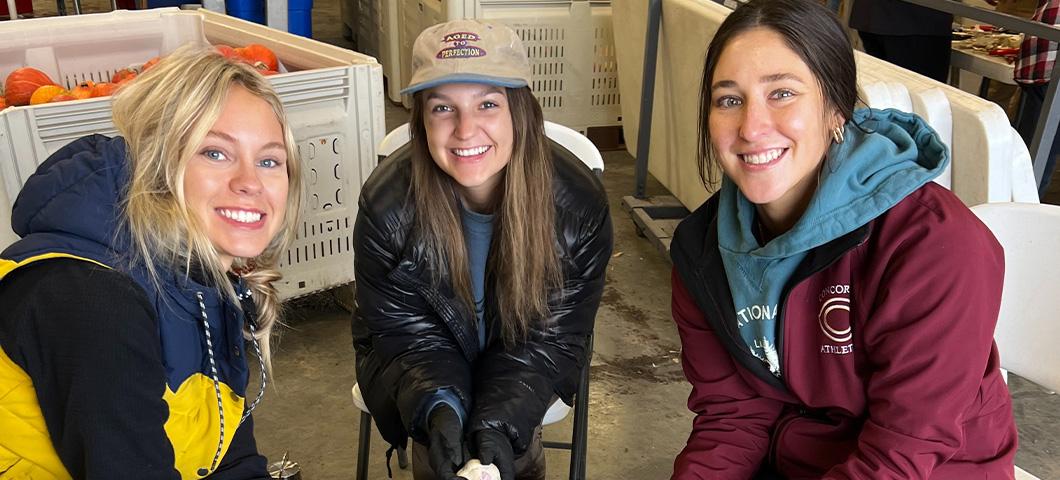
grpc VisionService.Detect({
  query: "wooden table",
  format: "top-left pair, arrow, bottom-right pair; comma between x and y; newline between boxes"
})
950,45 -> 1017,97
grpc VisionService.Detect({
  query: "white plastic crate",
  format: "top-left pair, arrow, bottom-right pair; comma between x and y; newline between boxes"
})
385,0 -> 621,133
0,8 -> 387,300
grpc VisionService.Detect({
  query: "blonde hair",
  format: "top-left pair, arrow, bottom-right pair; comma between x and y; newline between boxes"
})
409,86 -> 561,347
110,44 -> 303,372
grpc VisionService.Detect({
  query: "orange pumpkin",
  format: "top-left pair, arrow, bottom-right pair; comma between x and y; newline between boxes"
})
29,85 -> 67,105
141,56 -> 161,71
69,81 -> 95,100
236,44 -> 278,72
48,93 -> 77,103
111,68 -> 137,84
5,67 -> 58,106
0,96 -> 7,111
215,44 -> 240,60
90,82 -> 118,98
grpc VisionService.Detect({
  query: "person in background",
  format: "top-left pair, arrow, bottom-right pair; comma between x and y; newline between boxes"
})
850,0 -> 955,82
1014,0 -> 1060,196
976,0 -> 1037,121
0,45 -> 302,479
351,19 -> 613,480
670,0 -> 1018,478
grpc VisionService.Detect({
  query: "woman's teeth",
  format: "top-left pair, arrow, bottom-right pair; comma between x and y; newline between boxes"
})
219,209 -> 262,223
740,148 -> 784,164
453,146 -> 490,157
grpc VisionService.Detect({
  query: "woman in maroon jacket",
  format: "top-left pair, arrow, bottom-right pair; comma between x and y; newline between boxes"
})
670,0 -> 1018,478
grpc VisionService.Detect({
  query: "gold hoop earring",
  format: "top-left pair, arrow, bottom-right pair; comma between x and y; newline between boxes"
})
831,126 -> 845,144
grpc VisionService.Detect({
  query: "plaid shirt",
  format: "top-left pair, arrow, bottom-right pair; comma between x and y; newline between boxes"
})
1015,0 -> 1060,84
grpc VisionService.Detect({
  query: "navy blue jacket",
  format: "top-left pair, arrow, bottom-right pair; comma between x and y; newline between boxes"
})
0,135 -> 268,479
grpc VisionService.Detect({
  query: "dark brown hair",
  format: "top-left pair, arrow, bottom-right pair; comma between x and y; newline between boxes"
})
697,0 -> 857,186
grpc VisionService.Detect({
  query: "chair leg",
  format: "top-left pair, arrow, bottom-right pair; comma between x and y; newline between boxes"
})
356,411 -> 372,480
397,444 -> 409,469
569,335 -> 593,480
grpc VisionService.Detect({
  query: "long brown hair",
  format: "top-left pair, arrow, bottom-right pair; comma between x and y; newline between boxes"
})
409,86 -> 561,347
111,45 -> 303,372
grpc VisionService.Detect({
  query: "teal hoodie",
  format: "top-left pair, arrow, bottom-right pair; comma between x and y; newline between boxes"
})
717,108 -> 949,376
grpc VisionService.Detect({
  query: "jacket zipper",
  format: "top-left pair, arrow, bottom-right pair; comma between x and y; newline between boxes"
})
767,235 -> 869,472
774,229 -> 870,385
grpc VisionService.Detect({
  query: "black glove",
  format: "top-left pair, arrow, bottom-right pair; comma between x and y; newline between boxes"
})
473,428 -> 515,480
427,405 -> 468,479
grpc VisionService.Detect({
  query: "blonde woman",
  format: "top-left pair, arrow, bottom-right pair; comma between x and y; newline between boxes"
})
0,45 -> 301,479
352,20 -> 613,480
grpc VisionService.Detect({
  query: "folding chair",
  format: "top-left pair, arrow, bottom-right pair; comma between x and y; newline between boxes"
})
971,202 -> 1060,480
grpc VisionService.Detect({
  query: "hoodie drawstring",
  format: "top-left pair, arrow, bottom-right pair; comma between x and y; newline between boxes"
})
240,289 -> 267,424
196,289 -> 267,474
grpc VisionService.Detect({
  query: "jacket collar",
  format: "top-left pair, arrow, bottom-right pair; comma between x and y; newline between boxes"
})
671,195 -> 871,392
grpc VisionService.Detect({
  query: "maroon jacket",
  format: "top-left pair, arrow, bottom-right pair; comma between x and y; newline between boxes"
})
670,183 -> 1018,479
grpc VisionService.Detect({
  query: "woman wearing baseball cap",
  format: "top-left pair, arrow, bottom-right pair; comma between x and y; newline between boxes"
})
351,19 -> 613,480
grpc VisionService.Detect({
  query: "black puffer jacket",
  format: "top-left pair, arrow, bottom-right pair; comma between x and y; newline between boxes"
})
351,142 -> 612,454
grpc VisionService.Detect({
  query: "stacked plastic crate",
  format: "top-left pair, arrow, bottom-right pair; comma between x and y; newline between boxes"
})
380,0 -> 621,135
0,8 -> 386,299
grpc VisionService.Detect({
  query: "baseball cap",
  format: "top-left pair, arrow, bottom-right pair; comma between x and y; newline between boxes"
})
401,19 -> 532,95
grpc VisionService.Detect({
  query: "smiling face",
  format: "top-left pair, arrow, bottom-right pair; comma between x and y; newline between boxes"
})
422,82 -> 514,211
183,85 -> 290,270
708,27 -> 840,230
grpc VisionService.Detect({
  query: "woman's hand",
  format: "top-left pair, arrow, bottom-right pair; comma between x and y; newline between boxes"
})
428,405 -> 468,479
473,429 -> 515,480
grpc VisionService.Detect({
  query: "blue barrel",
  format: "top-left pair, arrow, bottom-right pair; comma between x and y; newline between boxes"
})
288,0 -> 312,37
227,0 -> 265,25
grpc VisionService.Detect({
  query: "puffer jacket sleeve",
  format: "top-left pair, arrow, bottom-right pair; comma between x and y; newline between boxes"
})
352,192 -> 473,444
467,192 -> 613,454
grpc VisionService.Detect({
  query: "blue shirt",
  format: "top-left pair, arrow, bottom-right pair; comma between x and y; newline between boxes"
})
461,204 -> 494,349
418,203 -> 495,430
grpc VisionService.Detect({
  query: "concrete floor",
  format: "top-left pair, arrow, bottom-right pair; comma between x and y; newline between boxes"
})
15,0 -> 1060,478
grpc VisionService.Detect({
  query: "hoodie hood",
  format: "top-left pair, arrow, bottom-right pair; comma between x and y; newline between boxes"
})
0,133 -> 251,385
717,108 -> 948,375
5,134 -> 129,262
3,134 -> 226,293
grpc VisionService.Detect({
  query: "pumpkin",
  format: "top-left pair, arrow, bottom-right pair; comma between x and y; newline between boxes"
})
48,93 -> 77,103
215,44 -> 240,60
29,85 -> 67,105
90,82 -> 118,98
5,67 -> 58,106
236,44 -> 278,72
0,96 -> 7,111
141,56 -> 161,71
70,81 -> 94,100
111,68 -> 137,84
